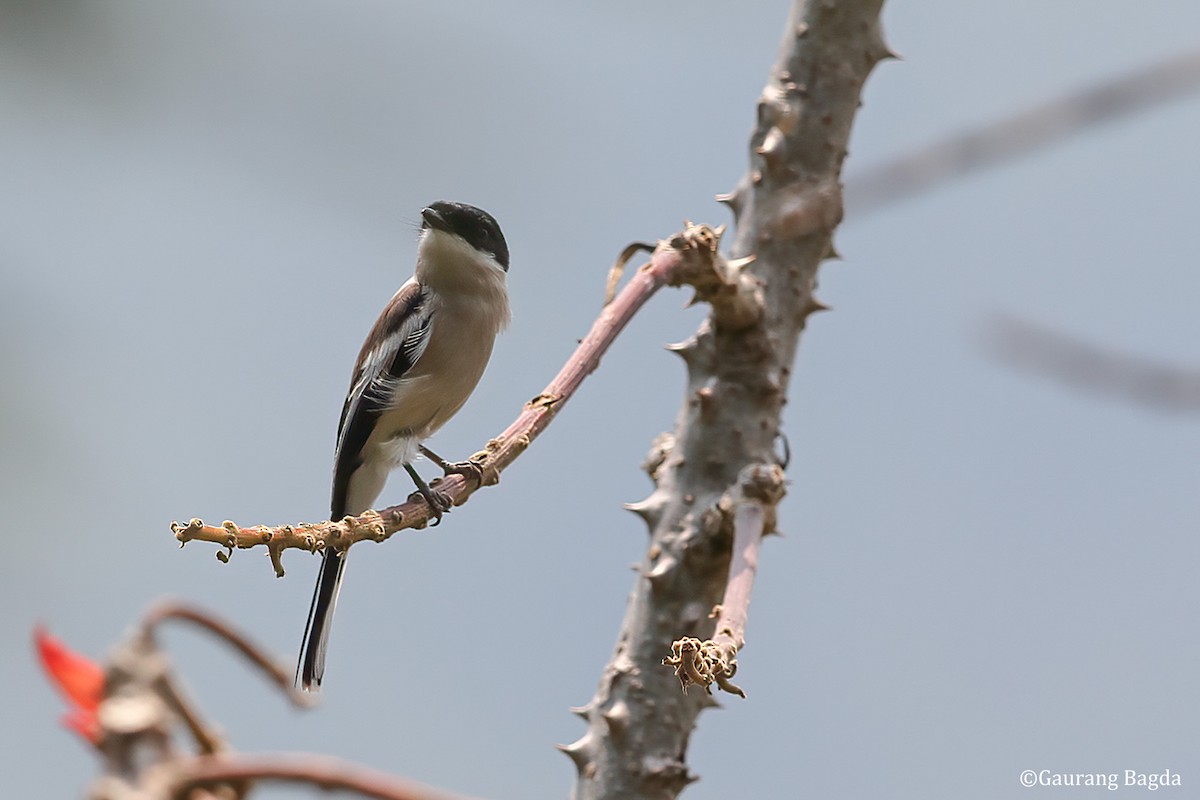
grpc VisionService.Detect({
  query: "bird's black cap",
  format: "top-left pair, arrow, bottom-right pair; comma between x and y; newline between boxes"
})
421,201 -> 509,272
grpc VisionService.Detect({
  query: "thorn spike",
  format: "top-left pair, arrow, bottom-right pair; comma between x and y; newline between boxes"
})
556,734 -> 594,773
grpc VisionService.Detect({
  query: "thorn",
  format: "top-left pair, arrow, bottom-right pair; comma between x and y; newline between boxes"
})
823,240 -> 842,261
715,190 -> 744,216
726,255 -> 756,272
665,338 -> 698,364
801,296 -> 831,320
667,337 -> 715,375
602,700 -> 631,737
774,430 -> 791,470
569,703 -> 593,720
556,734 -> 595,775
756,126 -> 786,168
646,555 -> 677,589
712,223 -> 726,240
623,498 -> 663,527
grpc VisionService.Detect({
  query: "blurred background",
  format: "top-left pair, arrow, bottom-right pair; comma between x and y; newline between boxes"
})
2,1 -> 1198,797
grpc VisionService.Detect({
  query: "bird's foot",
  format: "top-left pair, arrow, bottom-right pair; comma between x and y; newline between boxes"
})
409,482 -> 453,526
440,458 -> 485,488
420,446 -> 486,489
404,461 -> 453,527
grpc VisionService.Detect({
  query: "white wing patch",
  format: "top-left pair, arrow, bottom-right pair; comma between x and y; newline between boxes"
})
359,306 -> 433,406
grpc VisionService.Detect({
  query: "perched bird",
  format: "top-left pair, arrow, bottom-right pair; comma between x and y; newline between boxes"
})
297,201 -> 511,691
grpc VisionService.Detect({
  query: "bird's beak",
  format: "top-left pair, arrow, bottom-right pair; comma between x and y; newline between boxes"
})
421,207 -> 451,233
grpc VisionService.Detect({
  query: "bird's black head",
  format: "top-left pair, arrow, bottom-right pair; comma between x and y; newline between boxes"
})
421,201 -> 509,272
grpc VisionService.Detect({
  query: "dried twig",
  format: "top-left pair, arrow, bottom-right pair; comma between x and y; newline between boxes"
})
662,464 -> 785,697
603,241 -> 655,306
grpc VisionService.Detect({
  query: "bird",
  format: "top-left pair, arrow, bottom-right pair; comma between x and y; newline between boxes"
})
297,200 -> 511,691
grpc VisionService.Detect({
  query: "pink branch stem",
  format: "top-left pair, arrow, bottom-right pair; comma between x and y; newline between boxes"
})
173,240 -> 692,568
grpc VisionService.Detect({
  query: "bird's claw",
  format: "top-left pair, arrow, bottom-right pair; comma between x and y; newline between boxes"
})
407,450 -> 484,526
440,458 -> 485,488
410,484 -> 453,527
419,446 -> 486,489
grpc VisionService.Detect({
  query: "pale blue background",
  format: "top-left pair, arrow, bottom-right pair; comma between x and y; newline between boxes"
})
2,2 -> 1197,798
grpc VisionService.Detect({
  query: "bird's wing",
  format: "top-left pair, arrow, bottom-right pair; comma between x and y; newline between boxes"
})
330,278 -> 434,518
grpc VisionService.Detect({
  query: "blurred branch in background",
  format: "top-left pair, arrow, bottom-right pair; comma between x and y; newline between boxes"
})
982,315 -> 1200,413
165,755 -> 482,800
38,602 -> 471,800
846,48 -> 1200,411
846,47 -> 1200,214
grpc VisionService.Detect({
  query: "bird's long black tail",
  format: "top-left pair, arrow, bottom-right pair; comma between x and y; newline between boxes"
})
297,549 -> 346,691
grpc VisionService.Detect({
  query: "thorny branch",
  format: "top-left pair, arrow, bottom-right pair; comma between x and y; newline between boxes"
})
172,223 -> 744,576
566,2 -> 888,797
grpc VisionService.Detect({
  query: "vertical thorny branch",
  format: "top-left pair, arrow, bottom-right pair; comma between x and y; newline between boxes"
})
563,2 -> 889,798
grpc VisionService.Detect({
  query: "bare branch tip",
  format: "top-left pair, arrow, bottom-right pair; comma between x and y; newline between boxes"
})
172,517 -> 205,544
